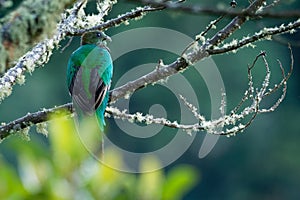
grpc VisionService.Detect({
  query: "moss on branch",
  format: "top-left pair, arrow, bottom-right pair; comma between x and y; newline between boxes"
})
0,0 -> 76,73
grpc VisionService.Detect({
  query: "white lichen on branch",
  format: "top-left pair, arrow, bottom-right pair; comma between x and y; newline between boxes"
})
0,0 -> 298,140
0,1 -> 83,102
105,106 -> 198,136
36,122 -> 48,137
210,18 -> 300,55
136,0 -> 300,18
0,0 -> 158,103
106,49 -> 293,136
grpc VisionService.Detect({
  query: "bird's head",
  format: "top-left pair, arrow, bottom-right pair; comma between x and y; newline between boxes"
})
81,31 -> 112,46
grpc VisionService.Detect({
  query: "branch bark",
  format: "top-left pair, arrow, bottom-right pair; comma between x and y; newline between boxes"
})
69,5 -> 164,36
0,47 -> 293,139
133,0 -> 300,19
0,2 -> 162,102
112,0 -> 267,101
208,19 -> 300,55
0,0 -> 298,140
0,103 -> 73,139
0,0 -> 76,73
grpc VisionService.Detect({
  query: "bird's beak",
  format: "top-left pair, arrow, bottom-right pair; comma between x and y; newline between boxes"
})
104,34 -> 112,42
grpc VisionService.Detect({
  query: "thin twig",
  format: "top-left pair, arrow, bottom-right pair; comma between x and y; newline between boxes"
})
208,19 -> 300,55
133,0 -> 300,18
0,3 -> 163,102
0,47 -> 293,138
68,5 -> 164,36
0,0 -> 296,139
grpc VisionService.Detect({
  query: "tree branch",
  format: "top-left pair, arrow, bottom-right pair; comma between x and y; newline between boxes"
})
0,0 -> 297,140
0,0 -> 76,73
0,0 -> 265,103
0,103 -> 72,139
0,48 -> 293,139
109,47 -> 292,136
133,0 -> 300,19
208,19 -> 300,55
69,5 -> 165,36
0,1 -> 162,102
112,0 -> 267,102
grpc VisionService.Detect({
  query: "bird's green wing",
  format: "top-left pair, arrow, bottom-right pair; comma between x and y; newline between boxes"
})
67,44 -> 113,117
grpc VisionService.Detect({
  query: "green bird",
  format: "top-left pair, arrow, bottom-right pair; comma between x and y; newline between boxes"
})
67,31 -> 113,131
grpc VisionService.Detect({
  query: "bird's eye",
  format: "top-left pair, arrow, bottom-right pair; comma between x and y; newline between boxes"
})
96,32 -> 102,38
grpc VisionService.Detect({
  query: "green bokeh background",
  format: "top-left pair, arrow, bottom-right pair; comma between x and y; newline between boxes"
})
1,0 -> 300,199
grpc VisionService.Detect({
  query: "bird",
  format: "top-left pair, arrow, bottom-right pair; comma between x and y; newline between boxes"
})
66,31 -> 113,131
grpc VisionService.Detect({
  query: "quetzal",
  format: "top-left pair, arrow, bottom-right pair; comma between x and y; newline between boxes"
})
67,31 -> 113,131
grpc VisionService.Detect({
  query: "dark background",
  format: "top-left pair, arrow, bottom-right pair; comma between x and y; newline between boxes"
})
0,0 -> 300,199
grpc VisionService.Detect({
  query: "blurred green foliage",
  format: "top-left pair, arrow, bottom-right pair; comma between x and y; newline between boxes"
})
0,116 -> 199,199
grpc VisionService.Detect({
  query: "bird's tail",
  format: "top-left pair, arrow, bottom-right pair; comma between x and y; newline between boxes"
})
95,93 -> 109,132
95,108 -> 105,132
73,105 -> 104,156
